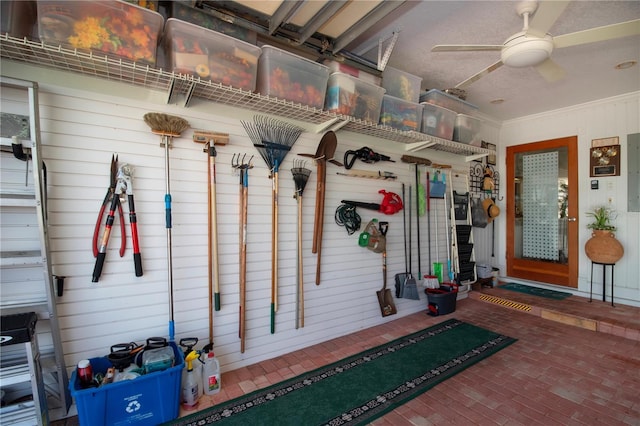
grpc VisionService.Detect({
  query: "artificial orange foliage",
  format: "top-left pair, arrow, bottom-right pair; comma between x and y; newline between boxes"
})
65,5 -> 157,63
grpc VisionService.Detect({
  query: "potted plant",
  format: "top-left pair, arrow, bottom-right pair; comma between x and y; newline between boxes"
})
584,205 -> 623,263
586,205 -> 616,231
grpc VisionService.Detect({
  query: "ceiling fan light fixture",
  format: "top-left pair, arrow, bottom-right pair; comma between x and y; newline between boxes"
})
501,32 -> 553,67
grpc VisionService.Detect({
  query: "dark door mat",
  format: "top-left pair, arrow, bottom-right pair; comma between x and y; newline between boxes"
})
499,283 -> 572,300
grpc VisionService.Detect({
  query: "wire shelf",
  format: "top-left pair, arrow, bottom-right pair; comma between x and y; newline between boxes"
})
0,35 -> 494,157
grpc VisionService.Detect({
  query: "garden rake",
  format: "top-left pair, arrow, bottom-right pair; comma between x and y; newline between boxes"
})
241,115 -> 303,334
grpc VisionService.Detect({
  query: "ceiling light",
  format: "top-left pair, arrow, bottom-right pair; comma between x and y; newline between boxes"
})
501,32 -> 553,68
615,60 -> 637,70
490,98 -> 505,105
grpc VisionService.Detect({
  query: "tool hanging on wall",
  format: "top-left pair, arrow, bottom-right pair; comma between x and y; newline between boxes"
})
343,147 -> 395,170
92,160 -> 143,282
375,221 -> 397,317
341,189 -> 403,215
143,112 -> 190,342
232,154 -> 253,353
193,131 -> 229,353
242,115 -> 303,335
298,131 -> 343,286
93,154 -> 125,260
423,171 -> 439,289
443,171 -> 454,281
336,170 -> 397,180
291,160 -> 311,329
334,203 -> 361,236
394,184 -> 408,298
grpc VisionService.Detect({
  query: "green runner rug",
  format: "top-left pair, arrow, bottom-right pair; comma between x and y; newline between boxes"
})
499,282 -> 572,300
166,319 -> 516,426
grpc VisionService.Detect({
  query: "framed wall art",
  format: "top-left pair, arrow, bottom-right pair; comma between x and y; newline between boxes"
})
482,141 -> 496,165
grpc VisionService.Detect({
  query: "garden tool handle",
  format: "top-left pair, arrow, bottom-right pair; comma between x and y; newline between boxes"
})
379,221 -> 389,236
92,194 -> 120,282
129,193 -> 143,277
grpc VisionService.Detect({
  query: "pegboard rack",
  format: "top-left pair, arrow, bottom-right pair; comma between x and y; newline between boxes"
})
469,162 -> 500,199
0,35 -> 496,159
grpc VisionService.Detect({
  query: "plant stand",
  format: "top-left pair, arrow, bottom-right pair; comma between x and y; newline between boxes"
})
590,261 -> 615,307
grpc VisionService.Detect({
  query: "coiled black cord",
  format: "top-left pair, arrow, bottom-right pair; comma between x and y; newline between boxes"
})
335,203 -> 361,235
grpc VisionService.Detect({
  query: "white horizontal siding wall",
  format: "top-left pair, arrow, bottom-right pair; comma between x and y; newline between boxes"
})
16,82 -> 482,376
499,92 -> 640,305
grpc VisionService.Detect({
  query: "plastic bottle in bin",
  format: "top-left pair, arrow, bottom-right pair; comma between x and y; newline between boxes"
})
202,351 -> 221,395
77,359 -> 93,388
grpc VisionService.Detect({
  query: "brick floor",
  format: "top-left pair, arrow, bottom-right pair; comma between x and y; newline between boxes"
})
52,289 -> 640,425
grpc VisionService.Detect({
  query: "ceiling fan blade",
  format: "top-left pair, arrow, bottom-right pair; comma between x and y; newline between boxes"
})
553,19 -> 640,49
455,60 -> 504,89
432,44 -> 502,52
535,58 -> 566,82
526,1 -> 571,38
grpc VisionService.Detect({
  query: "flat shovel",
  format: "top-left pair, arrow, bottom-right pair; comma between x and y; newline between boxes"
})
376,222 -> 397,317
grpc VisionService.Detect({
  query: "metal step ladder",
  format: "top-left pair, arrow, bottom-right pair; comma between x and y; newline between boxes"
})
0,76 -> 71,422
446,169 -> 477,287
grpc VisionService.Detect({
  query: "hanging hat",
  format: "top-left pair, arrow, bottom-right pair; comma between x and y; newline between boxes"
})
482,198 -> 500,223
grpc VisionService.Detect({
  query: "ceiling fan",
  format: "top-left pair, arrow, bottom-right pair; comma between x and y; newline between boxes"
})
432,0 -> 640,89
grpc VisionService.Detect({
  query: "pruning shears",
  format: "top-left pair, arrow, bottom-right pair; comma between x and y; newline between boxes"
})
93,154 -> 125,258
92,156 -> 143,282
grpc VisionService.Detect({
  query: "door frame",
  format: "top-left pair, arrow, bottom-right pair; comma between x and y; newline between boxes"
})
506,136 -> 579,288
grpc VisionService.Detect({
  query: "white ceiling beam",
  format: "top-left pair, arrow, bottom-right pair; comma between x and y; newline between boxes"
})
332,1 -> 406,54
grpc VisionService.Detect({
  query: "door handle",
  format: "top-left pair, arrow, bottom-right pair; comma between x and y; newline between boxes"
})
567,217 -> 577,222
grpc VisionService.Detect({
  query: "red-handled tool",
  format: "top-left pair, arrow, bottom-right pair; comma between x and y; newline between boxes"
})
93,154 -> 125,258
119,164 -> 143,277
92,162 -> 143,282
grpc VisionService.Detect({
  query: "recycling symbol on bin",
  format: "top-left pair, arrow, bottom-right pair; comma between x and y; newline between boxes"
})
126,400 -> 141,413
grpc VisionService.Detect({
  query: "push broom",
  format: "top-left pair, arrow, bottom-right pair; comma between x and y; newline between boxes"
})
242,116 -> 303,334
193,130 -> 229,353
143,112 -> 189,342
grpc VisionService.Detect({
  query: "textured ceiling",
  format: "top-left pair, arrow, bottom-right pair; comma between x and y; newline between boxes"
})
349,1 -> 640,121
204,0 -> 640,122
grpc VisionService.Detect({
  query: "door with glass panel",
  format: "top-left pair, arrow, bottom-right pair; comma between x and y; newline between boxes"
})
506,136 -> 578,287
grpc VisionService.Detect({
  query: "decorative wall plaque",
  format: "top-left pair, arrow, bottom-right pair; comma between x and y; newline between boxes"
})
590,144 -> 620,177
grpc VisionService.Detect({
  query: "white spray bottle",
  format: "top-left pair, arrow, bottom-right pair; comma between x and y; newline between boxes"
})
181,351 -> 202,408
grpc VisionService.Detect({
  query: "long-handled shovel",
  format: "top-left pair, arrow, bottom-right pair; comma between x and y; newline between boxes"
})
143,113 -> 189,342
291,160 -> 311,329
376,222 -> 396,317
299,131 -> 342,286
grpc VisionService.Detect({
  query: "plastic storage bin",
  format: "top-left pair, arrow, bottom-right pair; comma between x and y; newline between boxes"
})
419,89 -> 478,115
322,59 -> 381,85
476,264 -> 493,279
168,1 -> 256,44
453,113 -> 482,146
256,45 -> 330,109
36,0 -> 163,66
325,72 -> 385,123
426,283 -> 458,316
381,66 -> 421,103
163,18 -> 261,91
420,103 -> 456,140
69,342 -> 184,426
379,94 -> 422,131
